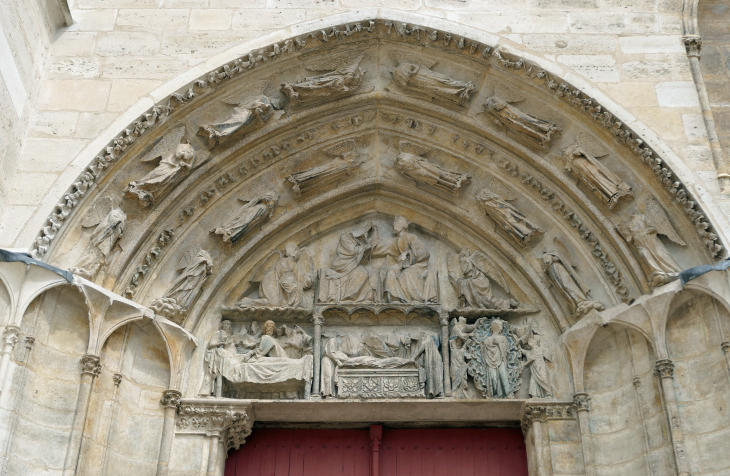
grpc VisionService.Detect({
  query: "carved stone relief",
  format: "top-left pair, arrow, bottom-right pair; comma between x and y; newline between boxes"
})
389,52 -> 475,106
477,180 -> 543,248
286,140 -> 364,199
281,53 -> 366,106
69,199 -> 126,280
211,190 -> 279,244
563,144 -> 632,210
394,141 -> 471,196
483,96 -> 560,150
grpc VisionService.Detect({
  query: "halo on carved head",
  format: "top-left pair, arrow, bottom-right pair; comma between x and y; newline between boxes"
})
394,216 -> 410,232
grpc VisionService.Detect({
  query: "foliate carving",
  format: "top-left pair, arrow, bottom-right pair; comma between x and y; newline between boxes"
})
522,403 -> 576,435
541,238 -> 604,319
616,199 -> 686,288
683,36 -> 702,57
336,369 -> 424,398
176,404 -> 251,450
655,359 -> 675,378
81,354 -> 102,377
211,190 -> 279,244
3,326 -> 20,347
24,336 -> 36,350
395,141 -> 471,196
197,80 -> 283,149
563,144 -> 632,209
233,243 -> 313,308
484,96 -> 559,149
477,181 -> 543,248
464,319 -> 523,399
69,202 -> 126,280
113,373 -> 122,386
149,248 -> 214,324
721,341 -> 730,354
160,389 -> 182,407
390,53 -> 475,106
124,127 -> 196,207
286,140 -> 364,199
281,53 -> 365,106
573,392 -> 591,412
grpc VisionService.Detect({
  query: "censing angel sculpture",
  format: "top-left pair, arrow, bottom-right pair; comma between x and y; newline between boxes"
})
447,247 -> 518,311
70,197 -> 127,280
211,190 -> 279,244
563,141 -> 632,210
280,53 -> 366,106
286,140 -> 364,199
149,247 -> 214,323
541,237 -> 604,319
124,126 -> 196,207
394,141 -> 471,196
235,243 -> 314,308
616,199 -> 686,288
389,51 -> 475,107
197,79 -> 283,148
477,179 -> 543,248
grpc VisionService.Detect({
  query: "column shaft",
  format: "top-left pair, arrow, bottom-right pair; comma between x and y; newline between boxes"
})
574,394 -> 595,476
157,389 -> 182,476
63,355 -> 101,476
656,359 -> 689,476
206,433 -> 221,476
311,314 -> 323,396
439,313 -> 451,397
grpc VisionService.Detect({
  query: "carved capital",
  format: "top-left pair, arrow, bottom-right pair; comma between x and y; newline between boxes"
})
176,404 -> 251,451
633,377 -> 641,388
3,326 -> 21,348
521,404 -> 545,435
160,389 -> 182,408
721,341 -> 730,354
573,392 -> 591,412
24,336 -> 36,350
81,354 -> 102,377
438,312 -> 450,327
370,425 -> 383,451
655,359 -> 674,378
683,36 -> 702,57
113,373 -> 123,386
311,314 -> 325,327
522,402 -> 576,434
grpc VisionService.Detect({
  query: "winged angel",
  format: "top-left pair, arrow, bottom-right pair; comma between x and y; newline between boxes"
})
70,197 -> 127,280
477,179 -> 543,248
394,141 -> 471,196
235,243 -> 314,308
390,51 -> 475,107
124,126 -> 196,207
149,247 -> 214,323
211,189 -> 279,244
448,248 -> 518,311
197,79 -> 283,148
541,237 -> 604,319
616,199 -> 686,287
281,53 -> 366,106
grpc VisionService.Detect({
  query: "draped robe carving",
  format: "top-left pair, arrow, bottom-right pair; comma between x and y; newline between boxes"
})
392,62 -> 475,106
484,96 -> 559,149
70,207 -> 127,280
212,191 -> 278,244
563,144 -> 632,209
149,249 -> 214,323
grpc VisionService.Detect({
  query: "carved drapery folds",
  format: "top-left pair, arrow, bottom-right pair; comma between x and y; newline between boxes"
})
484,96 -> 559,150
394,141 -> 471,196
477,180 -> 543,248
211,190 -> 279,244
281,53 -> 366,106
563,144 -> 632,210
286,140 -> 364,199
390,52 -> 475,106
69,199 -> 127,280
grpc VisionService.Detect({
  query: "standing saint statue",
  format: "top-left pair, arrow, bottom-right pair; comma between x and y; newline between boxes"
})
521,336 -> 553,398
484,96 -> 560,149
199,320 -> 234,397
149,248 -> 214,323
563,144 -> 632,209
212,190 -> 279,244
373,216 -> 438,303
616,199 -> 686,287
394,141 -> 471,196
477,184 -> 542,248
542,238 -> 604,319
449,317 -> 476,399
70,203 -> 127,280
480,320 -> 515,398
281,54 -> 366,106
391,55 -> 475,106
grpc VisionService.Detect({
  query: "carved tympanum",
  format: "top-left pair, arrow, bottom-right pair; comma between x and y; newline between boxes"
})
149,248 -> 214,323
286,140 -> 363,199
484,96 -> 559,149
70,199 -> 126,280
616,199 -> 686,287
211,190 -> 279,244
477,180 -> 542,248
281,53 -> 365,106
394,141 -> 471,196
124,127 -> 196,207
541,238 -> 604,319
390,53 -> 474,106
563,144 -> 632,209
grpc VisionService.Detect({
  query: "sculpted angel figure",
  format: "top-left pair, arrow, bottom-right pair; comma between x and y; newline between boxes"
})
484,96 -> 559,149
281,53 -> 365,106
448,248 -> 517,311
212,190 -> 279,244
197,79 -> 283,148
236,243 -> 314,308
521,336 -> 553,398
149,248 -> 214,323
124,127 -> 196,207
394,141 -> 471,196
563,144 -> 632,209
391,53 -> 475,106
286,140 -> 363,199
542,238 -> 604,319
477,180 -> 542,248
70,198 -> 127,280
373,216 -> 438,303
450,317 -> 476,399
616,199 -> 686,287
318,223 -> 380,303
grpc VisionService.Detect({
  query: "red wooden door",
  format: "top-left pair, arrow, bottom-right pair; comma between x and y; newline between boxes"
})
226,428 -> 527,476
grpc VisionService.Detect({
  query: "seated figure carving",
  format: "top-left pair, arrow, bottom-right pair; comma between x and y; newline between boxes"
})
447,247 -> 518,312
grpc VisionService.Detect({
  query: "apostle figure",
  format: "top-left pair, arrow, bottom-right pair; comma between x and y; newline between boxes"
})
237,243 -> 313,308
318,223 -> 379,303
616,199 -> 686,287
243,320 -> 292,361
373,216 -> 438,303
212,191 -> 278,244
70,207 -> 127,280
149,248 -> 214,323
408,332 -> 444,398
447,248 -> 517,311
542,239 -> 604,319
281,54 -> 365,106
449,317 -> 476,399
477,186 -> 542,248
484,96 -> 560,149
521,337 -> 552,398
394,141 -> 471,196
199,320 -> 234,396
481,319 -> 514,398
392,61 -> 475,106
563,144 -> 632,209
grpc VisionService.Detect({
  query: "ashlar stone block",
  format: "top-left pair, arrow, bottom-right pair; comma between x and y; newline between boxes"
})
655,81 -> 700,108
558,54 -> 620,82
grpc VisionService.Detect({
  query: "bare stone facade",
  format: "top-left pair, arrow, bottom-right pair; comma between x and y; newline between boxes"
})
1,2 -> 730,476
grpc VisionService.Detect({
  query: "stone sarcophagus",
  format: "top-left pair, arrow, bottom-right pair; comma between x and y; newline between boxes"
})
336,368 -> 424,399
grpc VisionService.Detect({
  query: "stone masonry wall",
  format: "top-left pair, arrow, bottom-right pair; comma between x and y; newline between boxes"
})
1,0 -> 728,250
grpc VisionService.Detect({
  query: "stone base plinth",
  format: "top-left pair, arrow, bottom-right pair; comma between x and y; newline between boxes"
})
336,368 -> 424,399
